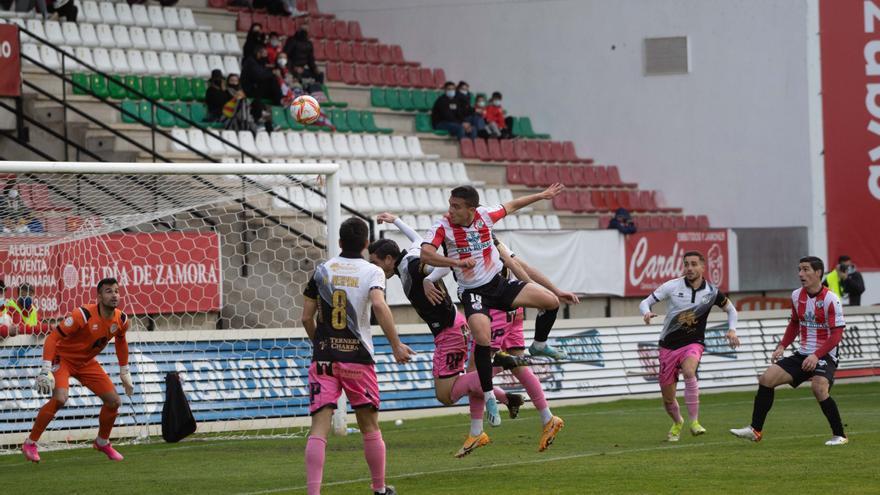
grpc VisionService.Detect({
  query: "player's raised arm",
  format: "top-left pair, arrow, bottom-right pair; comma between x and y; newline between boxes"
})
639,280 -> 674,325
369,288 -> 415,363
501,183 -> 564,216
377,212 -> 423,245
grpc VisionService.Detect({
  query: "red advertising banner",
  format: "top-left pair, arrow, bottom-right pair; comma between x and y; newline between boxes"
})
0,232 -> 221,318
625,230 -> 729,296
820,0 -> 880,269
0,25 -> 21,97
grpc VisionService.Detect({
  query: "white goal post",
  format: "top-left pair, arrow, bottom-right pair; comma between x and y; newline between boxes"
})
0,161 -> 355,448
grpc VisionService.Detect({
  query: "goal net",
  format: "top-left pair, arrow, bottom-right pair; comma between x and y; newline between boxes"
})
0,162 -> 345,451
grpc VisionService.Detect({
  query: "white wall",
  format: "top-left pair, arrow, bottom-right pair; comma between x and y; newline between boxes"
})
320,0 -> 815,230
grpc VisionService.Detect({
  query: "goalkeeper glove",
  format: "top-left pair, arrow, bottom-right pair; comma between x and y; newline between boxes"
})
120,365 -> 134,396
35,360 -> 54,395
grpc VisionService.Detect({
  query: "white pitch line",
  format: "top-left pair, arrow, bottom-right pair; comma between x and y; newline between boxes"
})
234,429 -> 880,495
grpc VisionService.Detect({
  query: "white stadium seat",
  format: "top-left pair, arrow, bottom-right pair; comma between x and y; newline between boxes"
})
79,23 -> 99,47
192,54 -> 210,78
532,214 -> 548,230
204,131 -> 226,156
147,5 -> 166,28
438,162 -> 456,186
209,32 -> 226,54
347,134 -> 367,158
110,48 -> 130,73
238,131 -> 259,156
390,135 -> 411,159
367,187 -> 388,213
95,24 -> 115,48
223,56 -> 240,76
146,28 -> 164,51
350,160 -> 368,183
39,44 -> 60,71
112,25 -> 132,49
380,160 -> 399,184
383,187 -> 402,211
412,188 -> 431,213
317,133 -> 336,157
194,31 -> 212,54
269,132 -> 290,156
484,188 -> 501,207
75,47 -> 95,71
100,2 -> 120,25
179,8 -> 199,31
178,30 -> 195,53
21,43 -> 40,67
398,187 -> 416,213
142,51 -> 162,75
132,4 -> 151,27
428,188 -> 447,212
302,133 -> 321,157
186,129 -> 208,154
500,188 -> 514,204
503,215 -> 521,230
333,133 -> 352,158
176,53 -> 195,77
129,27 -> 148,50
161,29 -> 180,52
362,135 -> 382,159
286,132 -> 307,157
61,22 -> 81,46
377,135 -> 396,159
338,161 -> 354,185
26,19 -> 46,40
170,128 -> 189,152
220,130 -> 240,155
406,135 -> 432,159
364,160 -> 382,184
423,161 -> 442,186
44,20 -> 65,46
207,55 -> 224,74
395,161 -> 414,184
417,214 -> 433,231
163,7 -> 182,29
546,214 -> 561,230
224,33 -> 242,55
116,2 -> 135,26
519,215 -> 534,230
127,49 -> 146,75
452,162 -> 471,183
409,161 -> 428,185
92,47 -> 113,73
352,187 -> 370,212
159,51 -> 179,75
82,1 -> 102,24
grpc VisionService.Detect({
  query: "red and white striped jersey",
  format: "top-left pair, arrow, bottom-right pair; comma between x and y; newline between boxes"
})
424,205 -> 507,289
789,286 -> 846,359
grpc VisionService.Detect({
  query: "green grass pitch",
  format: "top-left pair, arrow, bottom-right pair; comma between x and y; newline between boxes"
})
2,381 -> 878,494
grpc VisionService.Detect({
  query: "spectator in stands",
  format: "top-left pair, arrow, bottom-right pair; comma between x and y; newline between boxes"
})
46,0 -> 76,21
283,28 -> 323,89
266,32 -> 282,65
431,81 -> 476,140
2,186 -> 34,234
472,95 -> 497,139
242,23 -> 265,62
253,0 -> 288,16
14,0 -> 47,18
455,81 -> 485,136
220,73 -> 258,133
204,69 -> 227,122
824,255 -> 866,306
241,45 -> 282,125
485,91 -> 511,139
607,207 -> 637,234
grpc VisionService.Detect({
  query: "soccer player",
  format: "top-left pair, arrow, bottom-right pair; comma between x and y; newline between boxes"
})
730,256 -> 849,446
469,237 -> 578,451
639,251 -> 739,441
302,217 -> 415,495
369,212 -> 528,458
22,277 -> 134,463
419,184 -> 565,441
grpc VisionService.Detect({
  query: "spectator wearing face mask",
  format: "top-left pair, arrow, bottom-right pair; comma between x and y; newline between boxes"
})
220,73 -> 258,133
484,91 -> 511,139
241,45 -> 282,124
283,28 -> 323,87
473,95 -> 497,138
205,69 -> 228,122
266,32 -> 283,65
242,23 -> 265,62
455,81 -> 486,136
431,81 -> 476,139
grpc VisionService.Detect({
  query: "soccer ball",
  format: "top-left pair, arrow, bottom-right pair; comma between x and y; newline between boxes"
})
290,95 -> 321,125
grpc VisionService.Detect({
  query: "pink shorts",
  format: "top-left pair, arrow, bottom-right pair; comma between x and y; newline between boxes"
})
488,307 -> 526,351
433,312 -> 469,378
308,361 -> 379,414
658,343 -> 704,386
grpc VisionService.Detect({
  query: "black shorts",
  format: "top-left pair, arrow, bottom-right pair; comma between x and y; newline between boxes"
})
776,352 -> 838,388
460,274 -> 527,319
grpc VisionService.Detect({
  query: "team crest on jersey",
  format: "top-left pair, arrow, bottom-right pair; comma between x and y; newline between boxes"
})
816,300 -> 824,309
475,219 -> 485,229
92,324 -> 99,330
63,316 -> 74,328
110,323 -> 118,334
701,293 -> 714,304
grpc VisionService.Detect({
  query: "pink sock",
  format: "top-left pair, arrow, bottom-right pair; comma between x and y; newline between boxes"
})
450,372 -> 483,403
684,377 -> 699,421
513,367 -> 548,410
664,400 -> 683,423
305,436 -> 327,495
362,430 -> 386,492
470,391 -> 485,418
493,386 -> 508,404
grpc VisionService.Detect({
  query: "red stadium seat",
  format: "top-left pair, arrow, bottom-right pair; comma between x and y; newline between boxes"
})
351,42 -> 366,63
525,140 -> 542,161
507,164 -> 522,185
500,139 -> 517,161
520,165 -> 536,187
338,41 -> 354,63
640,190 -> 657,211
368,64 -> 384,85
393,65 -> 411,87
390,45 -> 405,65
267,15 -> 282,34
539,141 -> 554,162
512,139 -> 528,161
545,165 -> 560,186
672,216 -> 687,230
236,12 -> 252,32
573,191 -> 592,213
251,13 -> 268,29
570,166 -> 586,187
486,139 -> 503,162
323,19 -> 338,39
281,17 -> 297,36
309,17 -> 325,38
378,45 -> 392,64
697,215 -> 710,230
685,215 -> 699,230
364,43 -> 380,64
628,190 -> 644,212
605,190 -> 621,211
381,65 -> 395,86
533,166 -> 549,187
341,63 -> 357,85
591,191 -> 608,211
459,139 -> 477,159
614,190 -> 631,211
324,40 -> 339,61
407,66 -> 422,87
209,0 -> 227,9
349,21 -> 377,43
432,68 -> 446,88
559,166 -> 574,186
418,68 -> 433,88
550,141 -> 565,162
660,215 -> 675,230
296,0 -> 306,11
335,20 -> 350,40
551,191 -> 571,211
598,214 -> 613,228
594,166 -> 610,187
606,165 -> 621,186
647,215 -> 662,230
354,64 -> 370,85
325,62 -> 342,82
312,39 -> 327,61
474,138 -> 491,161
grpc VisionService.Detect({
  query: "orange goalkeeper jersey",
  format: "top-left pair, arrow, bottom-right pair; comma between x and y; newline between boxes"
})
49,304 -> 130,366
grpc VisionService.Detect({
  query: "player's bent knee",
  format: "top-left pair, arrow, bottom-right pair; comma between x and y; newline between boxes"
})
104,396 -> 122,409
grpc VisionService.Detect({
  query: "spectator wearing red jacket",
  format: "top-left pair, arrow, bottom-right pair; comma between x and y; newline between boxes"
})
485,91 -> 511,139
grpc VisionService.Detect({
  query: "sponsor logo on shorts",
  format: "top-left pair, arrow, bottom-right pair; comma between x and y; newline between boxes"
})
63,317 -> 74,328
110,324 -> 118,334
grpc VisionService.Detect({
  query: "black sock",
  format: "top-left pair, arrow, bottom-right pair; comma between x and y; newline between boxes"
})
819,397 -> 846,437
750,385 -> 774,432
474,344 -> 493,392
533,307 -> 559,343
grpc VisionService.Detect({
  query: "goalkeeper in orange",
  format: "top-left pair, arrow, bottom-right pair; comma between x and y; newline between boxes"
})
22,277 -> 133,463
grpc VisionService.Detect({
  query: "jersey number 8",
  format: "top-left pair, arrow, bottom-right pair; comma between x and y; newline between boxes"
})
331,290 -> 347,330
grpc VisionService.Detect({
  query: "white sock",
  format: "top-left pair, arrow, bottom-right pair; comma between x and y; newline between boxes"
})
375,488 -> 386,494
532,341 -> 547,351
25,438 -> 36,446
539,408 -> 553,425
470,419 -> 483,436
95,436 -> 109,446
484,391 -> 495,404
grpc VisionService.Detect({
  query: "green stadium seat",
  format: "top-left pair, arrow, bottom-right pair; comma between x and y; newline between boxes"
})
398,89 -> 416,111
138,101 -> 154,125
176,77 -> 194,102
89,74 -> 109,99
142,76 -> 160,101
108,76 -> 127,100
346,109 -> 364,133
124,75 -> 142,99
71,73 -> 90,95
272,106 -> 290,130
414,112 -> 449,136
189,102 -> 221,129
286,110 -> 305,131
191,78 -> 207,102
385,88 -> 402,111
411,90 -> 429,112
159,76 -> 178,101
330,109 -> 350,133
322,85 -> 347,108
361,111 -> 392,134
172,102 -> 190,128
120,100 -> 139,124
370,87 -> 386,108
156,106 -> 175,128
